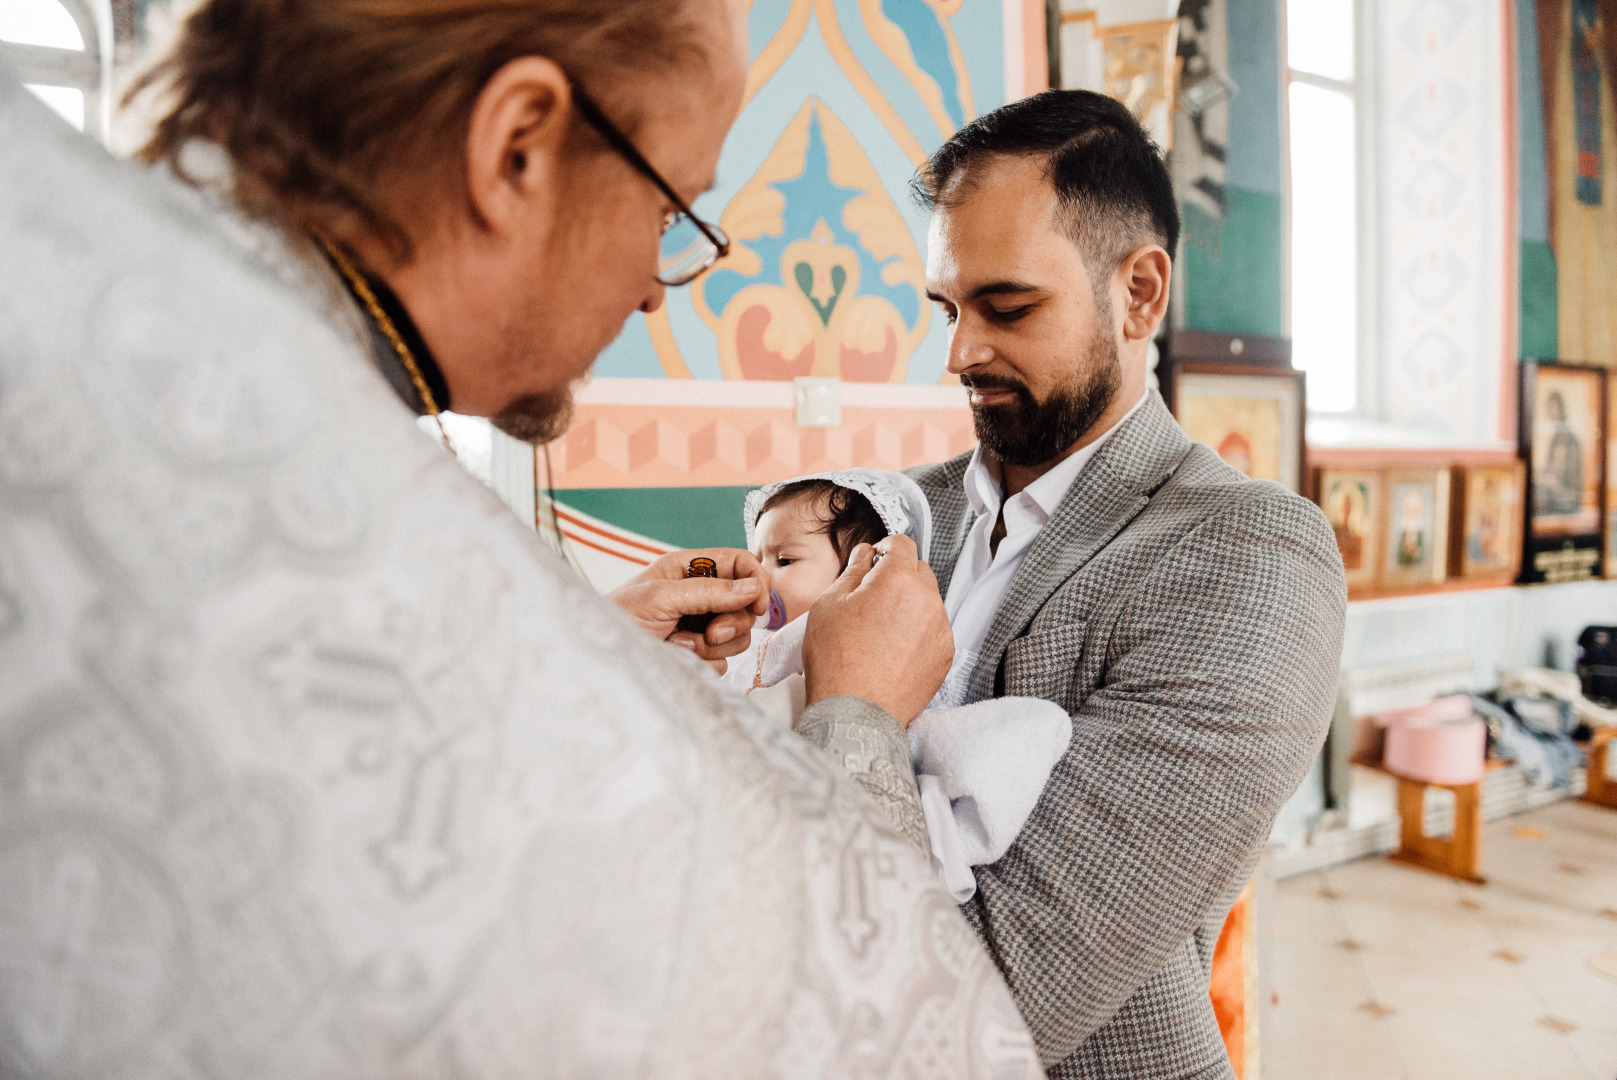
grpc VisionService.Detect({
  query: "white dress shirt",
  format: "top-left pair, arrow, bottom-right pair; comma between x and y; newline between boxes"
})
936,390 -> 1148,706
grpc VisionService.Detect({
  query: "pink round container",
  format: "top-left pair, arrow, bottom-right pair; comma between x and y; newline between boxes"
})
1374,695 -> 1486,786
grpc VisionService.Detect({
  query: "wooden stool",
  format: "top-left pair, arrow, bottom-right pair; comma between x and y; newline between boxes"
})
1583,728 -> 1617,810
1385,761 -> 1505,885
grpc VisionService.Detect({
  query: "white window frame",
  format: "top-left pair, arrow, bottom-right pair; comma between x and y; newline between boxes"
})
1292,0 -> 1514,450
1283,0 -> 1377,421
0,0 -> 113,141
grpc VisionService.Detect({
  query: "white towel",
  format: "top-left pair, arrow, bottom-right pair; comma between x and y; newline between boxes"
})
908,697 -> 1073,902
918,774 -> 977,900
716,619 -> 1072,902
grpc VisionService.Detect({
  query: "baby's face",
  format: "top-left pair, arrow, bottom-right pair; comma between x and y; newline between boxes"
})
753,496 -> 844,626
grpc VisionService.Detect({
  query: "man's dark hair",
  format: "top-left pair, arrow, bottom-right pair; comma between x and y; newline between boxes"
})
913,90 -> 1180,288
757,480 -> 888,569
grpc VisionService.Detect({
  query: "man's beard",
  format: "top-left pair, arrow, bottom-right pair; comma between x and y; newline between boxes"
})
962,327 -> 1122,469
491,384 -> 577,445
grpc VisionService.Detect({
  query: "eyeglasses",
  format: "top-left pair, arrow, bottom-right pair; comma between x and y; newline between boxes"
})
570,85 -> 731,287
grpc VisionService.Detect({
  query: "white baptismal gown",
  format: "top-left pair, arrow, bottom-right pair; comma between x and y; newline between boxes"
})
0,76 -> 1040,1078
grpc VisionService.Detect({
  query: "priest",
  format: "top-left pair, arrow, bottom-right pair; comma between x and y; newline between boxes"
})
0,0 -> 1038,1075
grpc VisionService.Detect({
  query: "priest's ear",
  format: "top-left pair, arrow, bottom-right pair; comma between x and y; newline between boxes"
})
462,55 -> 574,235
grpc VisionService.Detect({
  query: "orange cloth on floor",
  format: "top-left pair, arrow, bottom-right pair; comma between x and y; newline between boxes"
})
1209,884 -> 1254,1079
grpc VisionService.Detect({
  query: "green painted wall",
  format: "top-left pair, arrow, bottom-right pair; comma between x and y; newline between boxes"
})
1519,239 -> 1559,358
1178,0 -> 1287,337
1182,186 -> 1286,337
1517,0 -> 1557,358
560,487 -> 752,550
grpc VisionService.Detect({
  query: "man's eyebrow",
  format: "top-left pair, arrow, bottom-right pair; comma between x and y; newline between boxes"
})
968,280 -> 1042,300
926,281 -> 1044,304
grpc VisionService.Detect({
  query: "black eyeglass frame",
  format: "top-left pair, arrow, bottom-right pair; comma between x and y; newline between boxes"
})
569,84 -> 730,286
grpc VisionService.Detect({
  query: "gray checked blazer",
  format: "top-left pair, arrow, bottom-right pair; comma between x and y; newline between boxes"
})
910,391 -> 1347,1079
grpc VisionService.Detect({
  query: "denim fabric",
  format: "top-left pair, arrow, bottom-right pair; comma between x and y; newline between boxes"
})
1470,694 -> 1582,788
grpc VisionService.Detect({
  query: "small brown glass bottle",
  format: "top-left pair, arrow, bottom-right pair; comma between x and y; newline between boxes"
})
676,557 -> 719,634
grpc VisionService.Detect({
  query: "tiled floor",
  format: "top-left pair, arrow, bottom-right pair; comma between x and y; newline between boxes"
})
1268,800 -> 1617,1080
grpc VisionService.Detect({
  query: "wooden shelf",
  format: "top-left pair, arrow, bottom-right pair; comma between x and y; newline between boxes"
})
1347,577 -> 1520,604
1308,447 -> 1520,469
1347,574 -> 1615,604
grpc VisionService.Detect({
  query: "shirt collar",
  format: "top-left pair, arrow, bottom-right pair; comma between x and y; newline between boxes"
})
960,387 -> 1149,522
961,444 -> 1002,518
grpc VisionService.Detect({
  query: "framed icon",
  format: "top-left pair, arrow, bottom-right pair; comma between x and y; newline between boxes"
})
1317,468 -> 1382,591
1450,463 -> 1525,583
1609,374 -> 1617,578
1520,361 -> 1607,583
1171,364 -> 1307,493
1381,467 -> 1452,588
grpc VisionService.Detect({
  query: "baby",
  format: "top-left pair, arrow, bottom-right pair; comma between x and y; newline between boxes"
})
719,473 -> 913,722
719,469 -> 1071,901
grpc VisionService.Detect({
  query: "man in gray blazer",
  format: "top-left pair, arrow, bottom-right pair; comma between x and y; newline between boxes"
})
897,91 -> 1347,1077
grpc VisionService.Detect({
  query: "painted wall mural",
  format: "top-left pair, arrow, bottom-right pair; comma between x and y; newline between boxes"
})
1531,0 -> 1617,370
595,0 -> 1014,386
695,98 -> 930,383
1520,0 -> 1617,370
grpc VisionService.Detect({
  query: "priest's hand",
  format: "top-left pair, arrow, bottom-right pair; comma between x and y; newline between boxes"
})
803,536 -> 953,726
610,548 -> 772,669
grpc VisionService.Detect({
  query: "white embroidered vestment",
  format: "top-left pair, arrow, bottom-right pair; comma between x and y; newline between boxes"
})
0,77 -> 1039,1079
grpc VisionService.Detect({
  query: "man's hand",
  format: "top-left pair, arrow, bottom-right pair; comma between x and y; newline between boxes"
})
609,548 -> 771,667
802,536 -> 953,725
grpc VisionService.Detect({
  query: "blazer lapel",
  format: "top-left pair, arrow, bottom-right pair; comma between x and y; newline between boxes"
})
964,392 -> 1193,703
914,454 -> 974,597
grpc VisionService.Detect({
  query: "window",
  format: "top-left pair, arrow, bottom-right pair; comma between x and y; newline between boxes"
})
0,0 -> 84,50
1286,0 -> 1360,414
1,0 -> 95,135
23,84 -> 84,130
1286,0 -> 1508,447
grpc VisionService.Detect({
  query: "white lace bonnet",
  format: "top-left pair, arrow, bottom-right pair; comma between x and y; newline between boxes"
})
743,469 -> 933,562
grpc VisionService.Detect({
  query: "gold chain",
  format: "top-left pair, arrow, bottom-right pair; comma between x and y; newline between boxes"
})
312,230 -> 455,457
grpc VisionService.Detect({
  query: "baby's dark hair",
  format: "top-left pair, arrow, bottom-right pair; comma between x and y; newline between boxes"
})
757,480 -> 888,569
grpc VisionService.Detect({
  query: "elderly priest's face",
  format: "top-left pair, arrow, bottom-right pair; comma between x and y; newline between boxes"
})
349,0 -> 749,439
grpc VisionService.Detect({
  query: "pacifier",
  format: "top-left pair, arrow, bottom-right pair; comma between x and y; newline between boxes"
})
764,588 -> 788,631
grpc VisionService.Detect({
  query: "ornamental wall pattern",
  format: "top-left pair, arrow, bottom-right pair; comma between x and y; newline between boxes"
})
1374,0 -> 1507,442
